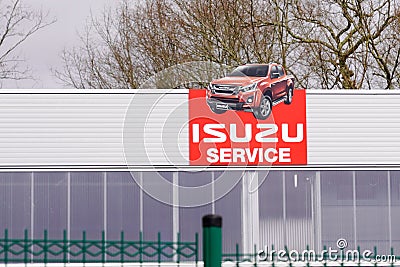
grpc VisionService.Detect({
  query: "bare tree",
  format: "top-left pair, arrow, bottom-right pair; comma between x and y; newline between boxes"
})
56,0 -> 192,88
0,0 -> 54,86
57,0 -> 290,88
174,0 -> 279,65
131,0 -> 193,73
365,7 -> 400,89
283,0 -> 398,89
57,0 -> 400,89
56,1 -> 141,89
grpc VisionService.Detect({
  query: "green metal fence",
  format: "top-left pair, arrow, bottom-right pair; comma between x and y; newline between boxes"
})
222,244 -> 258,264
3,229 -> 400,266
0,230 -> 198,264
223,244 -> 400,267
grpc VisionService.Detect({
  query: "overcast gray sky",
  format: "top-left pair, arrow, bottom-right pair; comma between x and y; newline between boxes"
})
2,0 -> 115,89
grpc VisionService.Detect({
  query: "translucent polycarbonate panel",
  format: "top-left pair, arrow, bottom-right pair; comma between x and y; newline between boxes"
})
321,171 -> 355,249
178,171 -> 214,207
142,172 -> 173,241
106,172 -> 140,241
214,171 -> 242,254
259,171 -> 284,249
179,171 -> 213,260
0,169 -> 396,259
284,171 -> 314,219
0,172 -> 31,238
70,172 -> 104,240
355,171 -> 390,253
284,171 -> 315,251
33,172 -> 68,239
259,171 -> 284,219
390,171 -> 400,253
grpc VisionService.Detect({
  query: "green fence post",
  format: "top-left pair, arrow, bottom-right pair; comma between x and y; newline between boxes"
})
158,232 -> 161,264
102,231 -> 106,264
195,232 -> 199,265
139,232 -> 143,264
391,247 -> 394,267
82,231 -> 86,264
177,232 -> 181,264
202,214 -> 222,267
24,229 -> 29,264
120,231 -> 125,264
271,244 -> 275,262
235,243 -> 240,267
4,229 -> 8,265
253,244 -> 257,267
63,230 -> 67,264
44,230 -> 48,264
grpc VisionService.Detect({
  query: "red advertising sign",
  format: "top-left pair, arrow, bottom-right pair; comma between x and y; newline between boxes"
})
189,89 -> 307,166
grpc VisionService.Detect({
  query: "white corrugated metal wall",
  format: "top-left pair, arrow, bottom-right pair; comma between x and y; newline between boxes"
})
307,91 -> 400,165
0,89 -> 399,256
0,89 -> 400,167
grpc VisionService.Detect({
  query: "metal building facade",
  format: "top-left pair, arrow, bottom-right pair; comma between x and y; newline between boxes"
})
1,89 -> 400,166
0,89 -> 399,257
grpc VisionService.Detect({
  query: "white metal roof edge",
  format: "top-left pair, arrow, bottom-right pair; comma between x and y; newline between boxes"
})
0,88 -> 398,94
0,164 -> 399,172
305,89 -> 400,95
0,88 -> 189,94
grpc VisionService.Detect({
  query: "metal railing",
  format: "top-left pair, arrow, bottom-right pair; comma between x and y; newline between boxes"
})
2,227 -> 400,266
223,244 -> 400,267
223,244 -> 258,264
0,230 -> 198,264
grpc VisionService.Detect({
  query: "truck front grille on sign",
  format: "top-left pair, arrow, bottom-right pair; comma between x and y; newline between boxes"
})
213,85 -> 238,95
